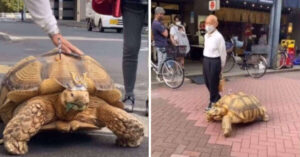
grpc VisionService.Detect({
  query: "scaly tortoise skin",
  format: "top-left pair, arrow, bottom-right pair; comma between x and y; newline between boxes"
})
0,49 -> 144,155
206,92 -> 269,137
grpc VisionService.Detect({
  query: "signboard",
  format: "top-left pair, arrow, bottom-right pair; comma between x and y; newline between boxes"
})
259,0 -> 274,4
209,0 -> 220,11
284,0 -> 298,8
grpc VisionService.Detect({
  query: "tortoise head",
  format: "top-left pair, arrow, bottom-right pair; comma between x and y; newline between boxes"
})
60,72 -> 90,112
61,89 -> 89,112
206,104 -> 227,121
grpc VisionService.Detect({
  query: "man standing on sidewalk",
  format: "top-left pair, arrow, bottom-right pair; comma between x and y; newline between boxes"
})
152,7 -> 168,82
203,15 -> 226,111
23,0 -> 83,55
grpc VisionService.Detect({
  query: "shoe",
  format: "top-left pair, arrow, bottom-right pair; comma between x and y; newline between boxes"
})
205,107 -> 211,111
205,102 -> 215,111
122,96 -> 135,113
205,102 -> 212,111
156,75 -> 163,82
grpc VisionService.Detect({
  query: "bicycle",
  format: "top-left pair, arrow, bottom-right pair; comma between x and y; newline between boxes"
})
223,40 -> 268,78
276,46 -> 294,69
151,44 -> 185,89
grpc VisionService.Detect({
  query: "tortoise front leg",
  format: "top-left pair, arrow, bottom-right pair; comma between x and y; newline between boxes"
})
95,98 -> 144,147
3,98 -> 55,155
222,115 -> 232,137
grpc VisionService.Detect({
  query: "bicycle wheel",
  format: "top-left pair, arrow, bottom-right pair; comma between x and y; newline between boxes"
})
246,55 -> 267,78
276,53 -> 286,69
161,59 -> 184,89
223,54 -> 235,73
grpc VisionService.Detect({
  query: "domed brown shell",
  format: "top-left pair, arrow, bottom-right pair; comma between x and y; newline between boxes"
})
216,92 -> 264,121
0,49 -> 114,121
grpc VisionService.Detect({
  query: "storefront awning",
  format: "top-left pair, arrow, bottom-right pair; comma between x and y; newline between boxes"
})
227,0 -> 300,8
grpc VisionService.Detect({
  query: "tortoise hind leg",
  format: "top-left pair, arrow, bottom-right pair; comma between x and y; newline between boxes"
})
262,114 -> 269,121
3,98 -> 55,155
262,109 -> 269,122
95,98 -> 144,147
222,115 -> 232,137
260,107 -> 269,121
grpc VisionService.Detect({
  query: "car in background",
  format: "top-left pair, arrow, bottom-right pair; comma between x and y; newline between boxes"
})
86,2 -> 123,33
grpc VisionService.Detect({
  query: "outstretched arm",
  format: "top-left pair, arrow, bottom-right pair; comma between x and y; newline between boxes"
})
24,0 -> 84,55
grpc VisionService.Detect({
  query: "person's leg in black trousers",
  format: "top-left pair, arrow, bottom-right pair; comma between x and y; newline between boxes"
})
122,3 -> 147,112
203,57 -> 211,109
209,58 -> 221,103
203,57 -> 221,110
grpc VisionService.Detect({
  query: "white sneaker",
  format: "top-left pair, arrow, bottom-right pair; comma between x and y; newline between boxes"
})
122,96 -> 135,113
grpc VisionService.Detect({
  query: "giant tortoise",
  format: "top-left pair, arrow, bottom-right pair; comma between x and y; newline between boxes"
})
0,49 -> 144,155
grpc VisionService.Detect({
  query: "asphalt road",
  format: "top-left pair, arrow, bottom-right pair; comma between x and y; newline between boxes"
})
0,21 -> 149,157
0,124 -> 148,157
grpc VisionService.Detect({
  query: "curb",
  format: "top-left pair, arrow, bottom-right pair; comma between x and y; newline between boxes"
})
151,67 -> 300,88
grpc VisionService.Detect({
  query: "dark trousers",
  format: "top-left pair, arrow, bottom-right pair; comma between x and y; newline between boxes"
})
203,56 -> 221,104
122,3 -> 147,98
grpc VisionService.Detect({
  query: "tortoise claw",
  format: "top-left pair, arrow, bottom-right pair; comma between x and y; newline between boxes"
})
4,138 -> 28,155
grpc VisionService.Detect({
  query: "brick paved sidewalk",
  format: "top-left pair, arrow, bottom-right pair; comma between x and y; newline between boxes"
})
152,72 -> 300,157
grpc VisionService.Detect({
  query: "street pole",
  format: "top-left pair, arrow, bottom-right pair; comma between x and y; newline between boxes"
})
268,0 -> 282,68
268,2 -> 275,67
23,2 -> 26,21
76,0 -> 80,22
59,0 -> 63,20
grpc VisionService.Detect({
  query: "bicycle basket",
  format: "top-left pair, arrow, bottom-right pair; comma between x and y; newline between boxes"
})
167,45 -> 187,58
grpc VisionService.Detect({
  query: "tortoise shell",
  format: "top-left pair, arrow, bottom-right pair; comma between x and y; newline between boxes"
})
216,92 -> 264,121
0,49 -> 114,121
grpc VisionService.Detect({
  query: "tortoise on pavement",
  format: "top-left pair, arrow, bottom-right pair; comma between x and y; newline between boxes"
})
206,92 -> 269,137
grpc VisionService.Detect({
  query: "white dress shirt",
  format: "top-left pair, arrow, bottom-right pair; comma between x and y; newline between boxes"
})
24,0 -> 59,35
203,30 -> 227,68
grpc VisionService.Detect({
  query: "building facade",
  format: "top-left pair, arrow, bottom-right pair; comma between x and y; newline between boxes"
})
50,0 -> 88,21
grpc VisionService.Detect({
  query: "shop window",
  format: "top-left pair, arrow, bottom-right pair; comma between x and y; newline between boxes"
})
159,3 -> 179,10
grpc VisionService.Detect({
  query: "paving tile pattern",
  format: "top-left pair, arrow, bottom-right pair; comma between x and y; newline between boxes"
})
152,72 -> 300,157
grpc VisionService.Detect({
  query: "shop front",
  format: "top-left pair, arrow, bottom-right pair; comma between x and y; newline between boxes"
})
152,0 -> 300,73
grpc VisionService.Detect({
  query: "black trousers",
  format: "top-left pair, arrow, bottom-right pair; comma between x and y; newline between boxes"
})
203,56 -> 221,104
122,3 -> 147,98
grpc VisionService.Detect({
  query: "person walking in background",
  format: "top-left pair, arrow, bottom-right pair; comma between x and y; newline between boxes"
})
152,7 -> 168,82
23,0 -> 83,55
170,15 -> 190,69
203,15 -> 227,111
121,0 -> 148,112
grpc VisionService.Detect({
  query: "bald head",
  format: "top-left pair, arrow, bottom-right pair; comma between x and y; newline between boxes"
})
205,15 -> 218,28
